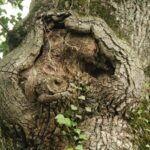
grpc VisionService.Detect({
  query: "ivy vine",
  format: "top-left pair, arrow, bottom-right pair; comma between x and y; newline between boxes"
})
55,76 -> 92,150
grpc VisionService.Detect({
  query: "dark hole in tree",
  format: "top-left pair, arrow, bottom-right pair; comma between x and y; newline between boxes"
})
80,58 -> 115,78
53,22 -> 65,29
83,62 -> 104,78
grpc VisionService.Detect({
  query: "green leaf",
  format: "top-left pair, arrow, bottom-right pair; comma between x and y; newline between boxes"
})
137,109 -> 143,115
55,114 -> 64,119
74,128 -> 81,135
146,144 -> 150,148
78,95 -> 85,101
71,104 -> 78,111
55,114 -> 72,127
85,107 -> 92,112
55,114 -> 65,124
17,12 -> 22,20
78,133 -> 87,140
139,118 -> 149,123
18,4 -> 23,10
144,129 -> 150,132
75,145 -> 83,150
0,8 -> 6,14
76,115 -> 82,120
64,118 -> 73,127
74,135 -> 78,141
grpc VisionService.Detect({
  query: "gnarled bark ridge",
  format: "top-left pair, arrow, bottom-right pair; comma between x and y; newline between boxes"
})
0,0 -> 147,149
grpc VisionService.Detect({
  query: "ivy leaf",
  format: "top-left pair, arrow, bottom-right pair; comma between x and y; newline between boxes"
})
137,109 -> 143,115
0,8 -> 6,14
55,114 -> 72,127
55,114 -> 65,124
140,118 -> 149,123
74,128 -> 81,135
78,133 -> 87,140
74,135 -> 78,141
145,129 -> 150,132
0,17 -> 9,27
62,118 -> 72,127
71,104 -> 78,111
18,3 -> 23,10
85,107 -> 92,112
146,144 -> 150,148
78,95 -> 85,101
72,121 -> 77,127
76,115 -> 82,120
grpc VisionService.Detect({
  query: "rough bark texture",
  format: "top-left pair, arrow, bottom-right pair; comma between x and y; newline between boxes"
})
0,0 -> 149,150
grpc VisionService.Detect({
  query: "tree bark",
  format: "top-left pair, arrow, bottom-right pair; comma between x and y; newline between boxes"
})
0,0 -> 149,150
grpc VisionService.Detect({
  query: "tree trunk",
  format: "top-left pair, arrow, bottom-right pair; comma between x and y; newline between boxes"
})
0,0 -> 149,149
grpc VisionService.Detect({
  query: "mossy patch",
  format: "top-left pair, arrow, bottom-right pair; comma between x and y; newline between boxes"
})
130,83 -> 150,149
56,0 -> 130,42
89,1 -> 129,42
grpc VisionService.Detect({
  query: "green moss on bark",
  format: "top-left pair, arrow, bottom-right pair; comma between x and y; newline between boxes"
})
26,0 -> 129,43
130,83 -> 150,150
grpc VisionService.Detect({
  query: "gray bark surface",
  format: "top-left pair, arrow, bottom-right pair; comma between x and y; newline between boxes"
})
0,0 -> 149,149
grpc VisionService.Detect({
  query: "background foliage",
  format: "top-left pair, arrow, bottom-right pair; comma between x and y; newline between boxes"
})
0,0 -> 23,54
